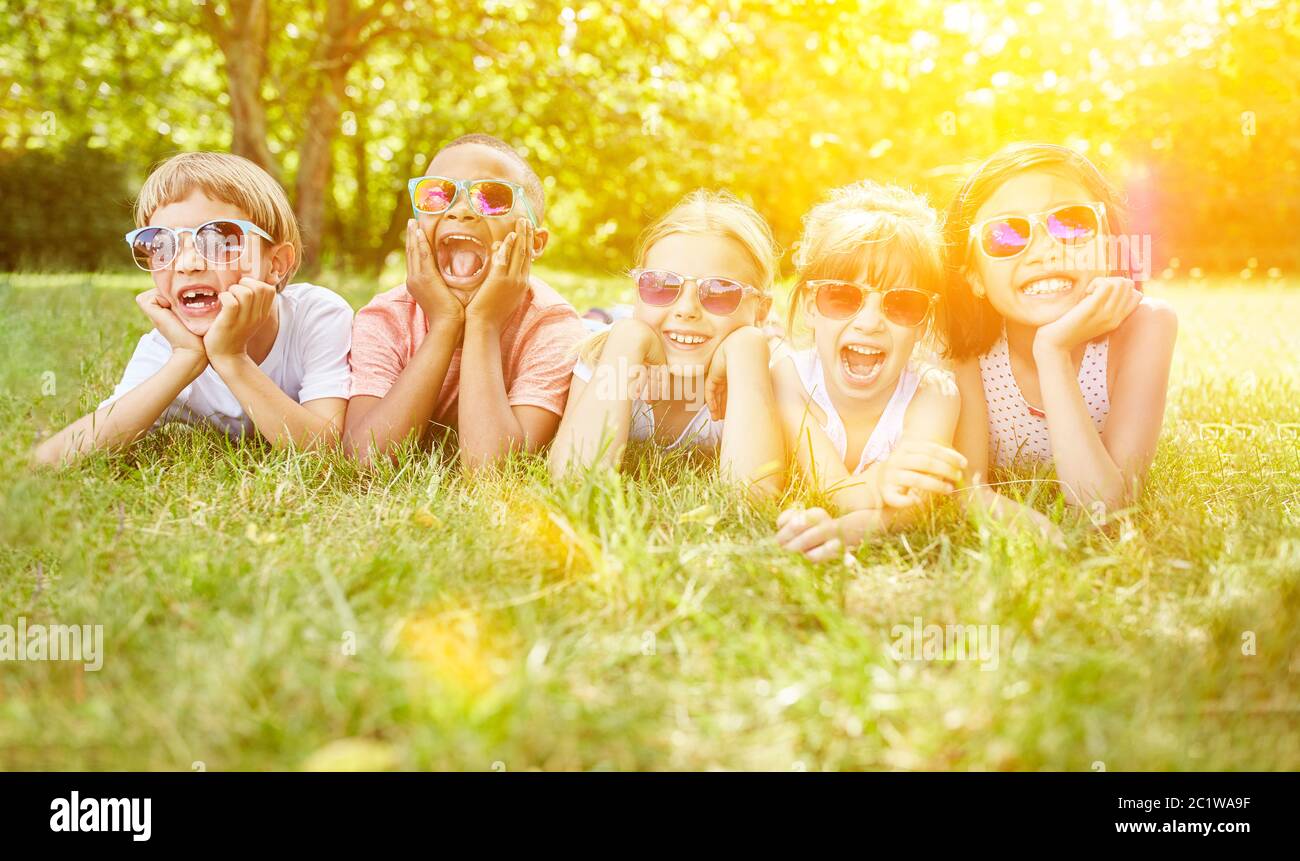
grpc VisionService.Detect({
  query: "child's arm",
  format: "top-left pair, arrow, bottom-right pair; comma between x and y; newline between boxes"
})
343,221 -> 464,463
32,289 -> 206,466
706,326 -> 785,498
951,357 -> 1065,542
871,367 -> 964,527
455,219 -> 563,470
549,318 -> 664,478
1033,280 -> 1175,511
776,369 -> 963,558
205,278 -> 350,449
770,356 -> 876,511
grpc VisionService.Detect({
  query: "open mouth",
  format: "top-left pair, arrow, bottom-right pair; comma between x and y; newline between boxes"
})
663,330 -> 711,350
436,233 -> 488,284
1020,276 -> 1074,297
839,343 -> 886,387
177,286 -> 220,314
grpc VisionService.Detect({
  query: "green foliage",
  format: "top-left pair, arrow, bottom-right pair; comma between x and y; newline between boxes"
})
2,1 -> 1298,275
0,143 -> 133,270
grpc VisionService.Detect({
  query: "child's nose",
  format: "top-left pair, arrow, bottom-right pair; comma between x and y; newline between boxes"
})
670,282 -> 703,317
173,233 -> 206,272
1020,219 -> 1057,266
444,191 -> 478,221
850,292 -> 887,332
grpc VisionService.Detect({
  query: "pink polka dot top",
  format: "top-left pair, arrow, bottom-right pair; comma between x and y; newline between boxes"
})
978,326 -> 1110,468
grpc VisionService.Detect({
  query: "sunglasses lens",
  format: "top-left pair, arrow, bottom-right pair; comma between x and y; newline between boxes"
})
636,270 -> 681,306
196,221 -> 247,264
1046,205 -> 1100,244
130,228 -> 174,271
471,181 -> 515,217
413,178 -> 456,213
981,218 -> 1032,258
699,279 -> 745,315
814,281 -> 864,319
883,289 -> 931,327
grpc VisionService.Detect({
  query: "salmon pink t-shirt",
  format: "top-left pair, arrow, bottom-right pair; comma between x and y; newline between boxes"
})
348,277 -> 586,427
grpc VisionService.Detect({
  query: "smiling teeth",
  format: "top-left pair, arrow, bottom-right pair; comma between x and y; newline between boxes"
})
844,344 -> 883,356
1022,277 -> 1073,295
438,233 -> 485,248
667,332 -> 707,345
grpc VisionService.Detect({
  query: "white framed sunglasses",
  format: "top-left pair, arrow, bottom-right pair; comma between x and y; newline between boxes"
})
124,219 -> 273,272
973,202 -> 1106,260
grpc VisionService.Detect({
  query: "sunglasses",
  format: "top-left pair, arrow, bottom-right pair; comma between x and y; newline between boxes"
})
124,219 -> 273,272
631,268 -> 765,316
974,202 -> 1106,260
807,279 -> 937,327
408,175 -> 538,225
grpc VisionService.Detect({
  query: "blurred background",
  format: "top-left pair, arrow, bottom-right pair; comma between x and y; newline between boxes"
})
1,0 -> 1296,282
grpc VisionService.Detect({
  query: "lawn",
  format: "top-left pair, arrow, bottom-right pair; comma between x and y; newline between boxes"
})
1,270 -> 1297,771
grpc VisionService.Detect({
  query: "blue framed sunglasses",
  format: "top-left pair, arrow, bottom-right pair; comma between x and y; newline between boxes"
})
407,175 -> 537,225
125,219 -> 273,271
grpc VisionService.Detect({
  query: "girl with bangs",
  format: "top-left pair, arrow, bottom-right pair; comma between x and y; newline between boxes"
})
774,181 -> 965,561
941,143 -> 1177,516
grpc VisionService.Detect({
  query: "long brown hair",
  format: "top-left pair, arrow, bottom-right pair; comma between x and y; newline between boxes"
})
939,143 -> 1130,360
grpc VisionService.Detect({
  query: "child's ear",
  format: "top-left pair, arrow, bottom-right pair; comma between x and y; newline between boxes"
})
530,227 -> 549,259
967,270 -> 986,299
801,289 -> 819,320
267,242 -> 295,287
755,295 -> 773,325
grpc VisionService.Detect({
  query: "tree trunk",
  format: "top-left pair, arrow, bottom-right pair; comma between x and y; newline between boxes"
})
201,0 -> 276,176
294,67 -> 348,275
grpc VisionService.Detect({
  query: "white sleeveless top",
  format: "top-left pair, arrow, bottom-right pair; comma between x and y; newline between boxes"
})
572,361 -> 725,451
978,328 -> 1110,468
788,347 -> 922,474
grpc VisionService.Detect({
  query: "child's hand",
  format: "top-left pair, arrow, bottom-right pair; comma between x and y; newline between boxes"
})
204,277 -> 276,361
600,318 -> 668,401
776,506 -> 872,562
1034,276 -> 1141,354
467,217 -> 533,330
136,288 -> 206,370
406,220 -> 465,327
704,326 -> 769,420
877,439 -> 966,510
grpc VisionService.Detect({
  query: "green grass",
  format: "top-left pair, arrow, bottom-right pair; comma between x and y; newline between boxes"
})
1,271 -> 1298,771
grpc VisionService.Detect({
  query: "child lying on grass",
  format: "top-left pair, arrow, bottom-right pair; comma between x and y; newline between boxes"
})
33,152 -> 353,466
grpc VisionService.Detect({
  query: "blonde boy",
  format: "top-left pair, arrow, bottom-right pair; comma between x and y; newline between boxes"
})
33,152 -> 353,464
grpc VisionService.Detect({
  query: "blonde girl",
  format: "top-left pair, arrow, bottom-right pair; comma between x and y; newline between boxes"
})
774,181 -> 964,560
549,190 -> 785,496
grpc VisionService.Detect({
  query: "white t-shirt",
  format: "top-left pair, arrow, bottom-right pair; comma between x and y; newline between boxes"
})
100,282 -> 354,438
572,360 -> 725,451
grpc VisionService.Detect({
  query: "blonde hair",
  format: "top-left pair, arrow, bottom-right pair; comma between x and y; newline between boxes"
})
134,152 -> 302,290
577,189 -> 780,365
787,180 -> 944,342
